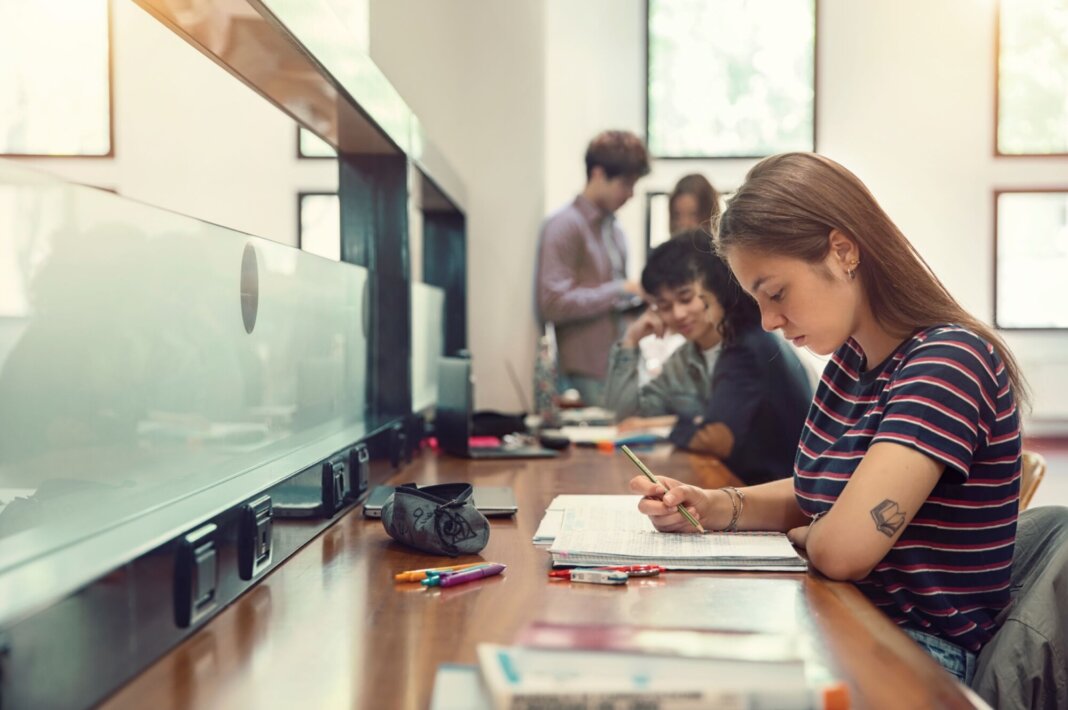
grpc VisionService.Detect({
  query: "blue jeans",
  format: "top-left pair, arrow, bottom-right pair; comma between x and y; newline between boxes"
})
903,627 -> 977,685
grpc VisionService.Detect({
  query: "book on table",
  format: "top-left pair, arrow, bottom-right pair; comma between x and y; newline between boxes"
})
514,622 -> 806,663
540,496 -> 807,571
532,494 -> 652,544
476,642 -> 845,710
556,424 -> 671,447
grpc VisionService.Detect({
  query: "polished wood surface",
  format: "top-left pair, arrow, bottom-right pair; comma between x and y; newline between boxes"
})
102,446 -> 971,709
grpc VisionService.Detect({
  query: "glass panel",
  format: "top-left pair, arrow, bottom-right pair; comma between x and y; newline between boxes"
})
299,127 -> 338,158
0,0 -> 111,156
0,161 -> 368,577
411,283 -> 445,412
299,193 -> 341,260
648,0 -> 815,158
998,0 -> 1068,154
996,191 -> 1068,328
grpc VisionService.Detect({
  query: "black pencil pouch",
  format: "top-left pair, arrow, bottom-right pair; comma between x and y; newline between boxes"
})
381,482 -> 490,556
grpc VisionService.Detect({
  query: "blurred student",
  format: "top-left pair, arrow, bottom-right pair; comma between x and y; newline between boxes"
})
669,173 -> 720,234
536,130 -> 649,406
631,153 -> 1024,685
605,232 -> 812,484
638,173 -> 722,382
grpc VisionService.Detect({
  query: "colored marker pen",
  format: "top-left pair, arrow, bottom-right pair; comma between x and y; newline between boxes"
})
422,563 -> 493,586
437,563 -> 506,588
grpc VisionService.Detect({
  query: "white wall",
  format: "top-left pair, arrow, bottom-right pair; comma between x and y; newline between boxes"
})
369,0 -> 546,412
14,1 -> 336,246
13,0 -> 1066,426
545,0 -> 1068,431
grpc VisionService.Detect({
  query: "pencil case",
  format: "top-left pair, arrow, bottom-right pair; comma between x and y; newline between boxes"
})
381,482 -> 490,556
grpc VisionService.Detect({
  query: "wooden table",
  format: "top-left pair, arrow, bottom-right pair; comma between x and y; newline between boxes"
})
102,446 -> 972,709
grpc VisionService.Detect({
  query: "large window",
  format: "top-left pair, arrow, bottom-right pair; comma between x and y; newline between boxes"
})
995,190 -> 1068,329
0,0 -> 112,156
298,127 -> 337,158
298,192 -> 341,261
997,0 -> 1068,155
647,0 -> 816,158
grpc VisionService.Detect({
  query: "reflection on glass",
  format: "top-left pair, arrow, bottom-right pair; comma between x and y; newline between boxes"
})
299,127 -> 338,158
998,0 -> 1068,154
996,191 -> 1068,328
411,283 -> 445,412
299,193 -> 340,260
0,0 -> 111,155
0,161 -> 368,575
647,0 -> 815,158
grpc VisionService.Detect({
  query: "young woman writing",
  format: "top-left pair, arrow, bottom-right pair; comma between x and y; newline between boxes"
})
631,153 -> 1024,684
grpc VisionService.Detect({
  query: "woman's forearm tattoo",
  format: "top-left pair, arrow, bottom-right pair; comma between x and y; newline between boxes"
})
870,499 -> 906,537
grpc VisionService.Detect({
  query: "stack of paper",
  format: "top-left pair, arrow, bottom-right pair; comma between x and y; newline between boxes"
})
532,494 -> 653,544
550,528 -> 806,571
535,494 -> 806,571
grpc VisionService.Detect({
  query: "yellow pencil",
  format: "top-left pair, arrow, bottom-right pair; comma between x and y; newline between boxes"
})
394,561 -> 487,582
620,445 -> 706,533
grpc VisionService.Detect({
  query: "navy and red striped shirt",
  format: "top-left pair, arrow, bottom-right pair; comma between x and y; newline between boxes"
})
794,325 -> 1021,651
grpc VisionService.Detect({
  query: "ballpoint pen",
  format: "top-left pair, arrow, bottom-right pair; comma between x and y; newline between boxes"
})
423,563 -> 506,587
620,445 -> 706,533
394,561 -> 487,583
548,565 -> 664,579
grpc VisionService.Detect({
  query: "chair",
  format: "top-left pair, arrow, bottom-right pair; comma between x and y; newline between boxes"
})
972,506 -> 1068,709
1019,450 -> 1047,510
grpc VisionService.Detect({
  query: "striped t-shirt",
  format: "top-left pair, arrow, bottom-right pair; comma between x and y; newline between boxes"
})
794,325 -> 1021,651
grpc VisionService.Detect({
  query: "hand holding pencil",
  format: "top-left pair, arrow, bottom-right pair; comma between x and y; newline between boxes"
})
621,445 -> 706,534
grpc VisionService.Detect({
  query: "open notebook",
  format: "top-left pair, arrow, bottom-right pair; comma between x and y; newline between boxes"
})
543,495 -> 806,572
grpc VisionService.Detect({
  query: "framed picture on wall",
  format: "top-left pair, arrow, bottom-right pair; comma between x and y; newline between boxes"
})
646,0 -> 817,159
994,189 -> 1068,329
996,0 -> 1068,156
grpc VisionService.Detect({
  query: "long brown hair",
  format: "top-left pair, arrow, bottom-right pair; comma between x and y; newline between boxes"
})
669,173 -> 720,234
715,152 -> 1029,409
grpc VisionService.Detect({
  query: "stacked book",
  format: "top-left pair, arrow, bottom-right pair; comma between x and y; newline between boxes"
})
431,622 -> 849,710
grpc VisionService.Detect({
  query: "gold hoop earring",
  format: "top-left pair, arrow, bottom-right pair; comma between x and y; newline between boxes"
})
848,259 -> 860,281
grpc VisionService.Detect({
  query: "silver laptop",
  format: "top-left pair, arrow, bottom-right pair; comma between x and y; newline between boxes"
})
362,485 -> 518,518
436,356 -> 558,459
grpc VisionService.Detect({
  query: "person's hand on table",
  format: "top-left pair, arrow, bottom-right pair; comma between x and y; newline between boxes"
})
630,475 -> 725,533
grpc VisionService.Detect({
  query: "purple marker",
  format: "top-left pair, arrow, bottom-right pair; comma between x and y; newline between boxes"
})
438,563 -> 506,588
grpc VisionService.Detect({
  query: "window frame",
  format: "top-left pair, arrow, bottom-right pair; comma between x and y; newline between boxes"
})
992,187 -> 1068,331
295,126 -> 338,159
297,190 -> 341,259
644,0 -> 819,160
0,0 -> 115,159
993,0 -> 1068,158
